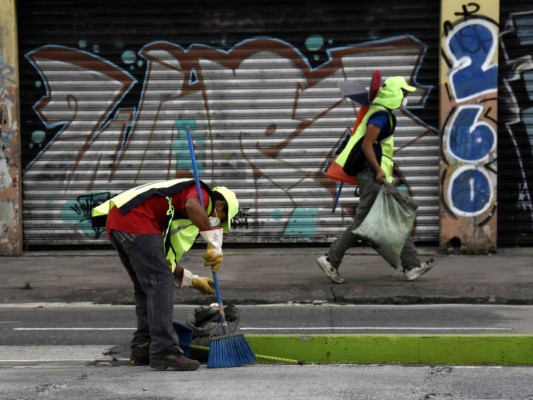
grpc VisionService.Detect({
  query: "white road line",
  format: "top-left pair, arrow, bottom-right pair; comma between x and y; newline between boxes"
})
1,303 -> 532,310
240,327 -> 513,331
14,328 -> 134,331
13,327 -> 513,331
0,303 -> 135,309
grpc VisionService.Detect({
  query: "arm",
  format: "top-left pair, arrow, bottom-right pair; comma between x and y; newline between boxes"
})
361,123 -> 385,183
184,197 -> 211,231
183,192 -> 223,272
172,262 -> 215,295
172,264 -> 185,285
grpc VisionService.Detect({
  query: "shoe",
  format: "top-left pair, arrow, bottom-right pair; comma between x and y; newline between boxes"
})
405,258 -> 436,281
316,255 -> 345,284
150,354 -> 200,371
129,342 -> 150,366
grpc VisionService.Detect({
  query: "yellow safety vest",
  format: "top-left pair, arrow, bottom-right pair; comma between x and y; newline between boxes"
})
335,105 -> 396,183
91,178 -> 213,271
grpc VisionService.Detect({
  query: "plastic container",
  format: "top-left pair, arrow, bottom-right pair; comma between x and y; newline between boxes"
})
172,321 -> 193,358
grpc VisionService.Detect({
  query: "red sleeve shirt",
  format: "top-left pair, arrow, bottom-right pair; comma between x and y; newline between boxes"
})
106,183 -> 210,238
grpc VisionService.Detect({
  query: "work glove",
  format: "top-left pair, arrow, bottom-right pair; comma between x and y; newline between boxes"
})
180,269 -> 215,295
191,276 -> 215,295
203,249 -> 223,272
200,228 -> 223,273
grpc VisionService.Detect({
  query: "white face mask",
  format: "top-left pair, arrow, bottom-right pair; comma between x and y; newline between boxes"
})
209,209 -> 221,228
402,97 -> 408,107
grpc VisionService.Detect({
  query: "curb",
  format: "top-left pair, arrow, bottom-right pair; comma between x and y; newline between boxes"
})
245,334 -> 533,365
3,288 -> 532,305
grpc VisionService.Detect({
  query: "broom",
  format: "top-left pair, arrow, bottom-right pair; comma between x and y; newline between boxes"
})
190,345 -> 304,365
185,126 -> 256,368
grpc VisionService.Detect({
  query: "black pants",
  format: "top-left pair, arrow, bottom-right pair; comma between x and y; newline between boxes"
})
110,231 -> 182,358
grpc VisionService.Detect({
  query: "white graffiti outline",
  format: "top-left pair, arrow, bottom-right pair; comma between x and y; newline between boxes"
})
444,104 -> 496,164
446,19 -> 498,102
447,165 -> 493,217
24,45 -> 137,171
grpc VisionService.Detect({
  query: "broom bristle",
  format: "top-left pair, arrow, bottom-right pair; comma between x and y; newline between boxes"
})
207,333 -> 256,368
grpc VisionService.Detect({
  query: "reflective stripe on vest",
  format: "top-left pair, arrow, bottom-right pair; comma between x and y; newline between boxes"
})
92,178 -> 212,217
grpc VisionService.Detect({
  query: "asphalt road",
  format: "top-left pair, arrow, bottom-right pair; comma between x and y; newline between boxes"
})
0,303 -> 532,362
1,303 -> 532,346
2,364 -> 533,400
1,304 -> 532,399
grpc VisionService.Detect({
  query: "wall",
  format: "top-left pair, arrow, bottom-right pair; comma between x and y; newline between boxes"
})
0,0 -> 22,255
439,0 -> 500,253
16,1 -> 441,247
5,0 -> 531,252
498,4 -> 533,246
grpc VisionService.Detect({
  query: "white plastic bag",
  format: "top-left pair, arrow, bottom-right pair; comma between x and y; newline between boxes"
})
352,182 -> 418,269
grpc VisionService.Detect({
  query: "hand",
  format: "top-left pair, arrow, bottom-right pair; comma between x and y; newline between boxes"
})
199,229 -> 223,254
191,276 -> 215,295
200,229 -> 224,272
203,248 -> 223,272
179,269 -> 215,295
375,169 -> 386,183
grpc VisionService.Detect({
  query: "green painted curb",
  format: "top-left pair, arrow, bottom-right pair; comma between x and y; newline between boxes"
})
245,335 -> 533,365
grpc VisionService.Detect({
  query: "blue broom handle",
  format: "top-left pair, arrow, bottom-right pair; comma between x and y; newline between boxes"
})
185,128 -> 204,209
185,127 -> 228,332
332,182 -> 343,213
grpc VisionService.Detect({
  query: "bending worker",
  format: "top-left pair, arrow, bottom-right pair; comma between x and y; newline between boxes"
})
92,179 -> 238,371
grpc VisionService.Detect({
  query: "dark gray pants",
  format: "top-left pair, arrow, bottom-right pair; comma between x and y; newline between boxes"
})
110,231 -> 182,358
327,169 -> 420,271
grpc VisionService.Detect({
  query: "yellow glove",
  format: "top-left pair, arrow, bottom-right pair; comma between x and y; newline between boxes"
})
181,269 -> 215,295
191,276 -> 215,295
200,229 -> 223,272
203,248 -> 222,272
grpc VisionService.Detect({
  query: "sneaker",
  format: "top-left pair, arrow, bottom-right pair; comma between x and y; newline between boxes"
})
150,354 -> 200,371
405,258 -> 436,281
129,342 -> 150,366
316,255 -> 345,284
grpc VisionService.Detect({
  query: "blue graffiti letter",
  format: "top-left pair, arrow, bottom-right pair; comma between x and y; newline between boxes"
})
448,106 -> 495,162
450,168 -> 492,216
448,21 -> 498,101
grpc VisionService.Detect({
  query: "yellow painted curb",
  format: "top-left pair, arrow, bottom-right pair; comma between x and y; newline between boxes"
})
244,334 -> 533,365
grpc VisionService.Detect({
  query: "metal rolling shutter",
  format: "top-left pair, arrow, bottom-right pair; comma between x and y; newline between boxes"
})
499,2 -> 533,246
17,0 -> 440,247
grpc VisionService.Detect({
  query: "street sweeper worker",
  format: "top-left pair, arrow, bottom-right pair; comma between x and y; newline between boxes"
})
316,76 -> 436,284
92,178 -> 239,371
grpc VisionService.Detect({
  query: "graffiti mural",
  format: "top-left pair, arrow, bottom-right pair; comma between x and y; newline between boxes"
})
21,36 -> 437,244
13,0 -> 445,246
0,49 -> 18,241
440,2 -> 499,253
499,9 -> 533,245
0,51 -> 16,190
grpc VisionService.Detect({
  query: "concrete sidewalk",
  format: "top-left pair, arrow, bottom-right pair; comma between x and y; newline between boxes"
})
1,246 -> 532,305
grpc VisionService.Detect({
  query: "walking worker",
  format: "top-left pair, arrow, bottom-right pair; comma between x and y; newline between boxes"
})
317,76 -> 435,284
92,179 -> 239,371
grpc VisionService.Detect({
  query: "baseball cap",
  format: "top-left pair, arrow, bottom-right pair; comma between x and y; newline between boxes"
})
212,186 -> 239,233
373,76 -> 416,109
